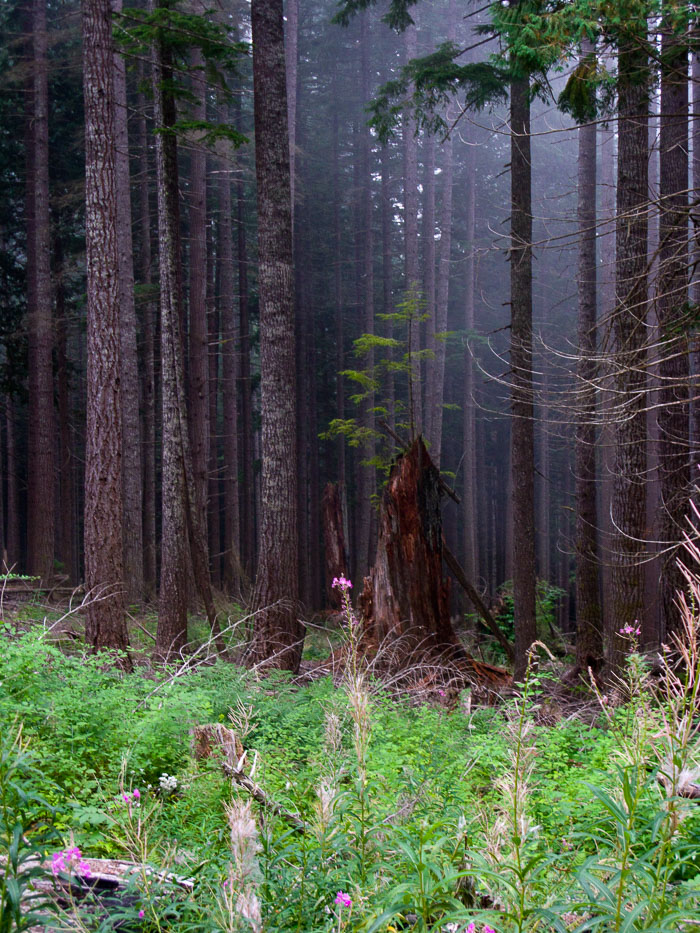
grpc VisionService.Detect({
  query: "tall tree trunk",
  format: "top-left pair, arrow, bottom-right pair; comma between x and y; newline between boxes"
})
137,77 -> 157,599
152,6 -> 189,655
462,125 -> 478,589
510,75 -> 537,679
610,33 -> 649,664
26,0 -> 55,585
82,0 -> 130,658
55,235 -> 75,584
220,146 -> 241,594
250,0 -> 301,671
575,44 -> 603,671
113,0 -> 144,604
422,125 -> 437,446
5,400 -> 20,570
187,36 -> 210,577
332,66 -> 347,487
237,172 -> 255,581
5,401 -> 20,570
657,6 -> 689,637
356,9 -> 375,583
403,21 -> 421,436
285,0 -> 298,216
381,145 -> 395,435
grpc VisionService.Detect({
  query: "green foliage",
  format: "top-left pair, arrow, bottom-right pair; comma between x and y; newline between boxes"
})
0,727 -> 58,933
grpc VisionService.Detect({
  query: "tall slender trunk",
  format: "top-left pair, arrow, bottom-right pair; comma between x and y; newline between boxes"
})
5,400 -> 20,569
113,0 -> 144,604
207,222 -> 221,587
381,145 -> 395,435
422,125 -> 437,446
575,44 -> 603,670
285,0 -> 298,216
462,125 -> 478,588
332,66 -> 347,486
220,147 -> 241,594
26,0 -> 55,585
137,77 -> 157,599
657,7 -> 689,637
510,75 -> 537,679
250,0 -> 301,670
82,0 -> 130,657
237,172 -> 255,581
356,9 -> 375,582
403,21 -> 421,436
610,34 -> 648,664
187,36 -> 210,573
55,235 -> 75,583
152,5 -> 188,654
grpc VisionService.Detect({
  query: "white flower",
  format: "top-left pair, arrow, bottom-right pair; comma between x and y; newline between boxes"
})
159,773 -> 178,792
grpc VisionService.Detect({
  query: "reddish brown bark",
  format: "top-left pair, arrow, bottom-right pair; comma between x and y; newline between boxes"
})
82,0 -> 130,658
358,438 -> 464,659
250,0 -> 301,671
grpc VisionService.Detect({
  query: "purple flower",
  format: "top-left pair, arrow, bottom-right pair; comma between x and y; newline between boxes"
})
335,891 -> 352,908
332,576 -> 353,591
438,689 -> 446,697
619,622 -> 641,637
466,924 -> 476,933
133,788 -> 141,800
138,909 -> 145,919
483,927 -> 495,933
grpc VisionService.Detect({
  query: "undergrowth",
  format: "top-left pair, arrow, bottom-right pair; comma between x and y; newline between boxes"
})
2,567 -> 700,931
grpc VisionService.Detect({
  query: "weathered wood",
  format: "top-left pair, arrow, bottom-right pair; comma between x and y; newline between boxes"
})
358,438 -> 465,660
322,482 -> 349,610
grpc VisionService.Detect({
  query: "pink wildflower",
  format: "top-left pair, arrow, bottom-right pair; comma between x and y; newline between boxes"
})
619,622 -> 641,637
335,891 -> 352,908
332,576 -> 352,590
466,924 -> 476,933
483,927 -> 495,933
133,788 -> 141,800
438,689 -> 446,697
138,909 -> 145,919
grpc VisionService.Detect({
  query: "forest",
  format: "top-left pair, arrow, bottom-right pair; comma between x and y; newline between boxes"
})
2,0 -> 700,930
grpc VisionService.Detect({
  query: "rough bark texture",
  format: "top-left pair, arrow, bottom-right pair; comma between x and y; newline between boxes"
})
403,21 -> 421,436
657,9 -> 689,638
26,0 -> 55,585
322,482 -> 350,610
610,36 -> 648,664
137,78 -> 157,600
575,44 -> 603,671
220,147 -> 241,595
187,36 -> 210,574
358,438 -> 465,660
510,75 -> 537,679
250,0 -> 301,671
152,10 -> 188,656
113,0 -> 144,604
55,236 -> 76,583
462,125 -> 478,589
82,0 -> 130,656
5,400 -> 20,569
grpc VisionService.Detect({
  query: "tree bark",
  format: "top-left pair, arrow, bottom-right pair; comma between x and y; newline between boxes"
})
610,33 -> 649,665
403,21 -> 421,436
82,0 -> 130,658
510,75 -> 537,679
322,482 -> 350,611
575,46 -> 603,671
250,0 -> 301,671
26,0 -> 55,585
358,438 -> 464,659
657,6 -> 690,638
113,0 -> 144,604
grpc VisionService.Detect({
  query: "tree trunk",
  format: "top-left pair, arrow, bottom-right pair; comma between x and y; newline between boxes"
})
220,145 -> 241,594
152,6 -> 188,656
322,482 -> 350,611
26,0 -> 55,585
250,0 -> 301,671
575,46 -> 603,671
657,5 -> 690,638
82,0 -> 130,658
5,400 -> 20,570
358,438 -> 463,658
510,75 -> 537,678
187,35 -> 210,579
462,124 -> 478,589
610,35 -> 649,665
55,235 -> 76,584
403,21 -> 421,436
137,76 -> 157,600
113,0 -> 144,604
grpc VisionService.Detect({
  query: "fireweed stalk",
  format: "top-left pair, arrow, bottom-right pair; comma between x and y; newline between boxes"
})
218,799 -> 263,933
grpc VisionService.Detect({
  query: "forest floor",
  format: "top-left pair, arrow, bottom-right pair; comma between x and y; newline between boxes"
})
3,594 -> 700,932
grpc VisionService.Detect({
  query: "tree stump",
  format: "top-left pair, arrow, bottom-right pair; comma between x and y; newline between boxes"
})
322,482 -> 349,610
358,438 -> 467,664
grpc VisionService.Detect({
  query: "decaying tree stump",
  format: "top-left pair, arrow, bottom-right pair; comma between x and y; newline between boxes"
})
359,438 -> 465,661
322,481 -> 349,610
